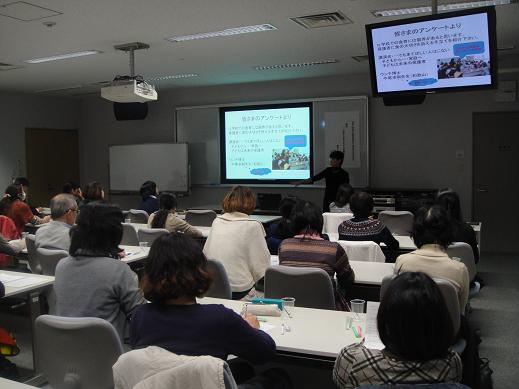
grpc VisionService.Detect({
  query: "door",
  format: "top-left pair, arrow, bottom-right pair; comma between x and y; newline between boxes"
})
25,128 -> 80,207
473,112 -> 519,253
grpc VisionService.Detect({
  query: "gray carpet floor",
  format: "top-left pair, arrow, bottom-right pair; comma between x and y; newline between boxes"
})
1,250 -> 517,388
469,251 -> 519,389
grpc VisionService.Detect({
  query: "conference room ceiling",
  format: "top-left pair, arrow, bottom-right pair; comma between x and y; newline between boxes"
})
0,0 -> 518,96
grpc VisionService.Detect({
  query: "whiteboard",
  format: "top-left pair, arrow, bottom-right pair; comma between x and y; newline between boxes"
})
175,96 -> 368,187
109,143 -> 188,192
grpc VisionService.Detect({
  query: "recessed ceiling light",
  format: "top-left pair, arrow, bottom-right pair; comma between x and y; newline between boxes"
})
166,24 -> 277,42
24,50 -> 101,64
372,0 -> 517,17
255,59 -> 338,71
148,73 -> 199,81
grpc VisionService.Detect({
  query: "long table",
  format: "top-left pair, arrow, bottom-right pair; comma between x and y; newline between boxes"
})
0,271 -> 54,385
198,296 -> 363,360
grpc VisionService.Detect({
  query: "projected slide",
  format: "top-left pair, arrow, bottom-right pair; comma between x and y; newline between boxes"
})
221,103 -> 312,182
370,11 -> 492,93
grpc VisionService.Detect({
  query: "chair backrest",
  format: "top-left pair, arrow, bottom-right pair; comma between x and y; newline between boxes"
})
264,265 -> 335,310
185,210 -> 217,227
378,211 -> 414,236
380,275 -> 460,335
25,234 -> 42,274
35,315 -> 124,389
322,212 -> 354,235
205,259 -> 232,299
138,228 -> 169,245
128,209 -> 149,224
36,248 -> 69,276
446,242 -> 477,282
336,240 -> 386,263
121,223 -> 139,246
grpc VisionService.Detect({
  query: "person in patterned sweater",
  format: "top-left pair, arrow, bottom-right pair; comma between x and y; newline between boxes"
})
333,272 -> 462,388
338,192 -> 399,250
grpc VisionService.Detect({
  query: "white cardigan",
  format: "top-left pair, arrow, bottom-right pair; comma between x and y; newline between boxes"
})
203,212 -> 270,293
113,346 -> 237,389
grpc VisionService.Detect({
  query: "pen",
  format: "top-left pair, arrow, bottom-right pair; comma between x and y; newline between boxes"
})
357,326 -> 363,338
352,326 -> 360,338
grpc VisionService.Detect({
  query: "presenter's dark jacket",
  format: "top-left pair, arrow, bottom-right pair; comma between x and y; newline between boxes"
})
311,167 -> 350,212
138,196 -> 160,216
0,281 -> 4,298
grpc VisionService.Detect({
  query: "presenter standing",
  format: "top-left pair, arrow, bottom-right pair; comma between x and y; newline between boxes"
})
294,150 -> 350,212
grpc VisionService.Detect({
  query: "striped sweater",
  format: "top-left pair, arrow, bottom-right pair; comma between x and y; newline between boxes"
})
278,237 -> 355,310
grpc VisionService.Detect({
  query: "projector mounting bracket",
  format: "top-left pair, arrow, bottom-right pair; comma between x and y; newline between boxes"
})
114,42 -> 150,77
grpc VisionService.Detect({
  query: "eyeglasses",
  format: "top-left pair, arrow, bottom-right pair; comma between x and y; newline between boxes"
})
68,208 -> 78,213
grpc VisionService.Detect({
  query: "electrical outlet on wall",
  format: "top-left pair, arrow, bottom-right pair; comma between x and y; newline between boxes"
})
455,150 -> 465,159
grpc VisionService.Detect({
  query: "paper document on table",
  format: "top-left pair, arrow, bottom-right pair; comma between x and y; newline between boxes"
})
0,273 -> 24,283
4,276 -> 43,288
364,301 -> 384,350
260,323 -> 275,333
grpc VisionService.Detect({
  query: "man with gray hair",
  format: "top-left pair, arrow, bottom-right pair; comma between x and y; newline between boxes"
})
35,194 -> 78,251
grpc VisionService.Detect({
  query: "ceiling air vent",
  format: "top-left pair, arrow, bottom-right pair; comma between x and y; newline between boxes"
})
290,11 -> 353,29
0,62 -> 23,71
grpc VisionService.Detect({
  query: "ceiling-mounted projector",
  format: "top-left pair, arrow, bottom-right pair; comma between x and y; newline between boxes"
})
101,42 -> 158,103
101,75 -> 157,103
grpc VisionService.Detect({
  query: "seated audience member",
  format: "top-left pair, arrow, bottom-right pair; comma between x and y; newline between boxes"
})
436,188 -> 480,264
0,234 -> 26,257
329,183 -> 354,213
333,272 -> 462,388
266,196 -> 297,254
13,177 -> 42,217
0,280 -> 3,297
395,205 -> 469,309
203,186 -> 270,300
148,192 -> 203,237
138,181 -> 159,215
35,194 -> 77,251
81,181 -> 105,206
0,233 -> 26,268
0,185 -> 50,236
278,201 -> 354,310
338,192 -> 399,250
54,202 -> 145,339
62,181 -> 84,207
131,232 -> 276,363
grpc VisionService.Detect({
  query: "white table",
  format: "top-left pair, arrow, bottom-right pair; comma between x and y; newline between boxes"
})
0,377 -> 37,388
0,271 -> 54,385
270,256 -> 394,286
198,297 -> 363,359
119,245 -> 150,264
176,213 -> 280,225
128,223 -> 211,238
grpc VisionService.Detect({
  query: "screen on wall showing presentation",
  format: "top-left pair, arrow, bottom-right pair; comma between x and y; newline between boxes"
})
220,102 -> 313,184
366,7 -> 497,96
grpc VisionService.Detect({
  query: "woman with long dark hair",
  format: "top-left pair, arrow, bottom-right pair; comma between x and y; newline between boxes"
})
148,192 -> 202,237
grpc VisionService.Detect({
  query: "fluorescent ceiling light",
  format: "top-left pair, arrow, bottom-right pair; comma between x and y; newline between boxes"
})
372,0 -> 516,17
166,24 -> 277,42
255,59 -> 338,71
25,50 -> 101,64
148,73 -> 199,81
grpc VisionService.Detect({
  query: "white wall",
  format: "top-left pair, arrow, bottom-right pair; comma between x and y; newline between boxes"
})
0,92 -> 80,189
79,72 -> 519,217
